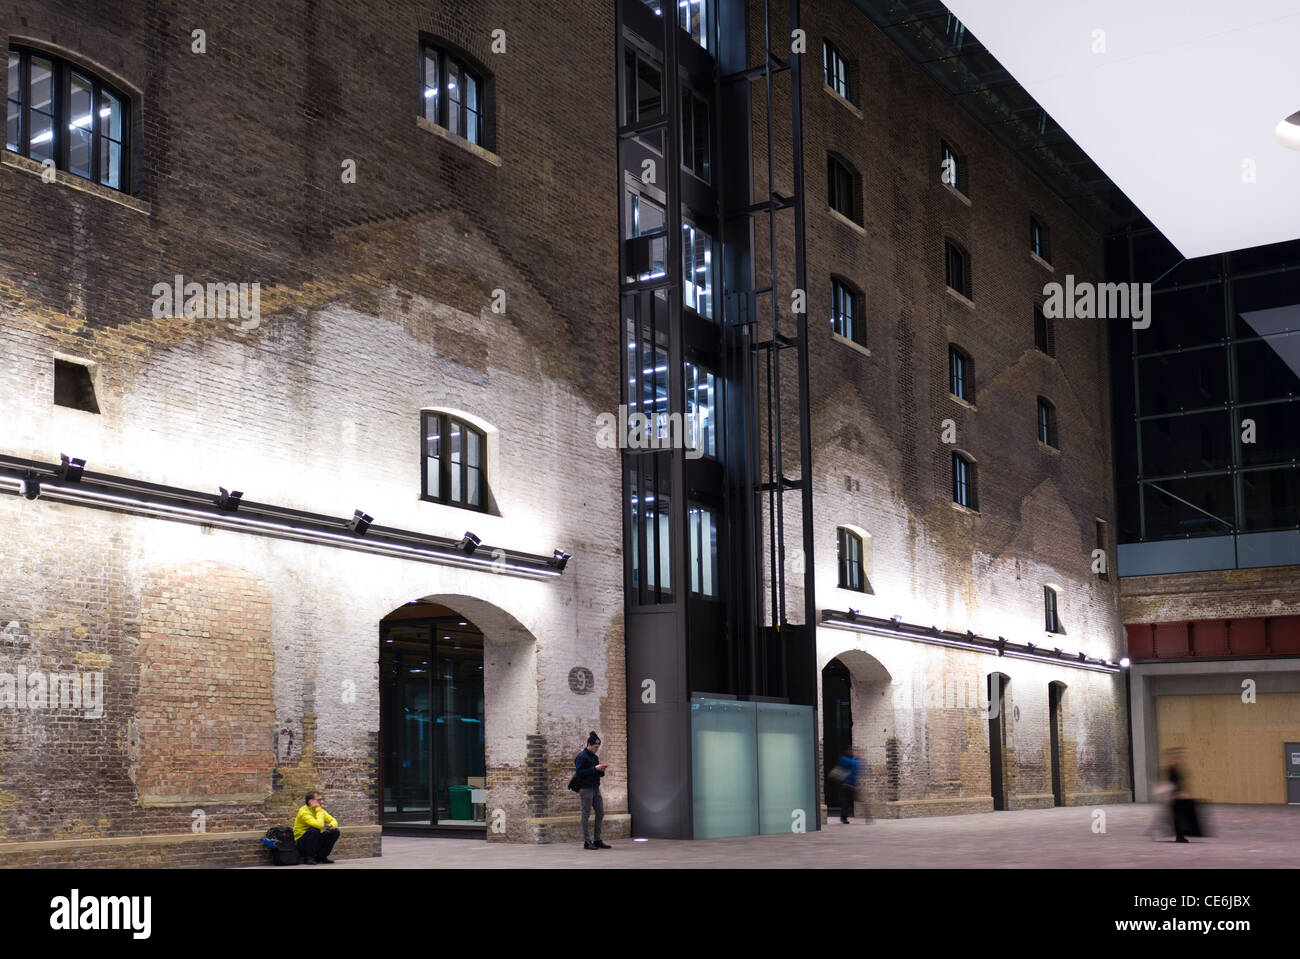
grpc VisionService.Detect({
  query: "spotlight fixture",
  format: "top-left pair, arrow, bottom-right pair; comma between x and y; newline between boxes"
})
845,608 -> 858,622
929,625 -> 941,635
966,630 -> 977,641
1119,657 -> 1131,668
1054,648 -> 1063,658
996,637 -> 1007,656
458,531 -> 481,555
1077,651 -> 1086,662
1026,642 -> 1036,653
1275,110 -> 1300,152
890,614 -> 902,626
20,471 -> 40,500
548,549 -> 571,571
216,486 -> 243,512
348,510 -> 373,536
57,454 -> 86,483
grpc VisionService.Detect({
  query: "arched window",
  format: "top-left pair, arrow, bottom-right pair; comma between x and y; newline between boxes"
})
836,526 -> 867,592
823,40 -> 852,102
422,412 -> 487,511
830,276 -> 865,346
952,452 -> 978,510
7,45 -> 130,190
420,40 -> 488,147
948,344 -> 974,402
945,238 -> 971,298
1044,585 -> 1064,633
1037,397 -> 1058,448
827,154 -> 859,223
940,138 -> 968,195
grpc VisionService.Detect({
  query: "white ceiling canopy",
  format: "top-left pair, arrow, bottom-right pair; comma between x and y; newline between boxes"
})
941,0 -> 1300,258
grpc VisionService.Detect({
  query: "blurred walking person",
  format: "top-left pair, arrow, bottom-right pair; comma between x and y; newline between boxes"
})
831,749 -> 859,824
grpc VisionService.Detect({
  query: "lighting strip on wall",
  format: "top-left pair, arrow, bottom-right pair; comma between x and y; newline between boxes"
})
0,454 -> 565,580
820,609 -> 1123,673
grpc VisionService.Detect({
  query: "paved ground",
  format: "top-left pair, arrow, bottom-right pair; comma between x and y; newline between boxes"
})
277,804 -> 1300,869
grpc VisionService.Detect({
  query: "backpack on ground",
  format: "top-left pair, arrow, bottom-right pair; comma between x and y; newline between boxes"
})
262,826 -> 300,866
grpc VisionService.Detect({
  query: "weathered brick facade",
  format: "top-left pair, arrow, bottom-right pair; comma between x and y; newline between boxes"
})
754,0 -> 1131,815
0,0 -> 1136,869
0,0 -> 624,865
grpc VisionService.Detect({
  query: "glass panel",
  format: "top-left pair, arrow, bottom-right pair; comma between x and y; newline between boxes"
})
1139,410 -> 1231,476
655,477 -> 672,591
449,420 -> 462,503
684,362 -> 715,457
99,138 -> 122,189
465,428 -> 482,507
1235,333 -> 1300,405
1137,284 -> 1225,353
680,0 -> 709,51
1241,467 -> 1300,532
464,73 -> 479,144
425,416 -> 441,498
68,73 -> 92,178
1239,400 -> 1300,468
381,624 -> 434,823
757,703 -> 816,835
1141,474 -> 1234,539
28,57 -> 54,164
691,698 -> 758,838
423,51 -> 440,121
100,88 -> 122,141
6,50 -> 19,152
432,629 -> 485,824
445,61 -> 461,137
688,504 -> 717,596
1233,272 -> 1300,339
637,56 -> 661,119
1137,349 -> 1228,415
682,222 -> 713,318
625,191 -> 667,282
5,96 -> 17,154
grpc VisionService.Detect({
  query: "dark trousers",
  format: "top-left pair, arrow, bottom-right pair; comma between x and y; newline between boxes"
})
297,826 -> 340,861
580,787 -> 604,843
840,783 -> 855,822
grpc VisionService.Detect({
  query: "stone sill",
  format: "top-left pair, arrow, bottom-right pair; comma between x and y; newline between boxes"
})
945,287 -> 975,309
417,116 -> 503,167
831,331 -> 871,357
942,182 -> 972,207
1031,251 -> 1054,272
952,501 -> 980,517
2,151 -> 151,215
827,207 -> 866,235
949,394 -> 976,411
1038,440 -> 1061,455
822,84 -> 863,120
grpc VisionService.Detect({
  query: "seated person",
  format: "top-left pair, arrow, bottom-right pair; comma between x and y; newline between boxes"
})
293,790 -> 341,864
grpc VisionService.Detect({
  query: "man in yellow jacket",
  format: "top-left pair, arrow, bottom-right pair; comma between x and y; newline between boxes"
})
293,791 -> 340,864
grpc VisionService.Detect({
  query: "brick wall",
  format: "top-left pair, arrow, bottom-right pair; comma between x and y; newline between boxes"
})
756,0 -> 1130,813
0,0 -> 625,863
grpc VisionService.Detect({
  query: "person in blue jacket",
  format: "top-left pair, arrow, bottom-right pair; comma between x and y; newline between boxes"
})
835,750 -> 859,823
575,731 -> 610,850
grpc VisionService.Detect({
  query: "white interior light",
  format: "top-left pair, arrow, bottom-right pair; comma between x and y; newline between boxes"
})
1276,111 -> 1300,152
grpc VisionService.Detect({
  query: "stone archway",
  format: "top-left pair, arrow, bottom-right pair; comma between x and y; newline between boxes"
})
378,593 -> 538,840
823,648 -> 893,818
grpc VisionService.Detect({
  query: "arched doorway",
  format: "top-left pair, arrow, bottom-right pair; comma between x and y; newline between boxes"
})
1049,681 -> 1067,806
380,601 -> 486,833
822,650 -> 893,818
987,671 -> 1012,810
822,658 -> 852,815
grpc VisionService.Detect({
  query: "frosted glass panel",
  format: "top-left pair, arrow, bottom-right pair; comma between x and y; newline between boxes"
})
757,702 -> 817,835
690,698 -> 757,838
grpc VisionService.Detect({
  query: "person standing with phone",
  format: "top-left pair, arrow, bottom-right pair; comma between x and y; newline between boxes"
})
574,731 -> 610,850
